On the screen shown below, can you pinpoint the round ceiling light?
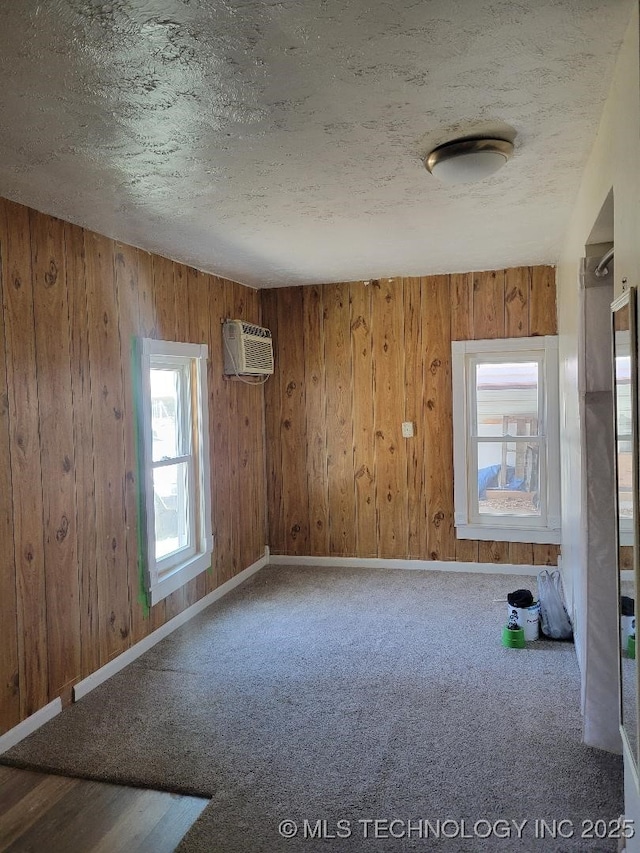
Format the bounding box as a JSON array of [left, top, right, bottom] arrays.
[[425, 137, 514, 184]]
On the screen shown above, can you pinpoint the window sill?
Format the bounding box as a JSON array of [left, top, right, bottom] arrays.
[[149, 549, 213, 606], [455, 525, 561, 545]]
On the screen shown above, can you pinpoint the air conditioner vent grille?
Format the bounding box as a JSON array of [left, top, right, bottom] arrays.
[[240, 322, 271, 339], [223, 319, 274, 376]]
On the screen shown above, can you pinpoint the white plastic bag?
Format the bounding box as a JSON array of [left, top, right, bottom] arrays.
[[538, 569, 573, 640]]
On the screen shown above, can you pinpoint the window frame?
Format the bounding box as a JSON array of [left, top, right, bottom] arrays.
[[139, 338, 213, 605], [451, 335, 561, 544], [614, 327, 635, 546]]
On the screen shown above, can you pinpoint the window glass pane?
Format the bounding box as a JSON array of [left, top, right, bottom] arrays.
[[615, 351, 633, 519], [615, 353, 632, 440], [153, 462, 190, 560], [150, 367, 189, 462], [475, 362, 539, 438], [477, 440, 541, 517]]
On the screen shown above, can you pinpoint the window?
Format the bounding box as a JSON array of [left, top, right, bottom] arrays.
[[451, 336, 560, 544], [614, 325, 634, 546], [139, 339, 213, 605]]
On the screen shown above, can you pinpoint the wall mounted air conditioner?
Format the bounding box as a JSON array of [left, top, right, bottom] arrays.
[[223, 319, 274, 376]]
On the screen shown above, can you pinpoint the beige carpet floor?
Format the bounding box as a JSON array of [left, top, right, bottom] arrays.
[[0, 565, 623, 852]]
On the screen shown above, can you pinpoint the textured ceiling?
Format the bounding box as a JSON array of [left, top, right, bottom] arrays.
[[0, 0, 633, 288]]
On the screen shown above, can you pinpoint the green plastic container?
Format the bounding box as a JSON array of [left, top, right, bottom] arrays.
[[502, 625, 526, 649], [629, 636, 636, 660]]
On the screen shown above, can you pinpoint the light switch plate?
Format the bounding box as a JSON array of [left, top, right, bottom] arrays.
[[401, 421, 414, 438]]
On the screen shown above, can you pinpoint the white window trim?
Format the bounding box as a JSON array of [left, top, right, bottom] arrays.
[[451, 335, 561, 544], [140, 338, 214, 605]]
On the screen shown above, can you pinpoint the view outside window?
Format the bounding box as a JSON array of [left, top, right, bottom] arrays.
[[474, 361, 541, 518], [150, 366, 192, 561], [615, 351, 633, 521]]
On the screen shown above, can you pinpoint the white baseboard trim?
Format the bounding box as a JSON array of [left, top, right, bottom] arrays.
[[269, 555, 541, 575], [0, 697, 62, 755], [622, 725, 640, 798], [74, 549, 269, 702]]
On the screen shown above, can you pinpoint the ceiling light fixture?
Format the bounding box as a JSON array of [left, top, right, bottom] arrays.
[[425, 137, 514, 185]]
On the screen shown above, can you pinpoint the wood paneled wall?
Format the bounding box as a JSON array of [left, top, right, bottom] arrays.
[[0, 196, 560, 737], [0, 198, 266, 735], [262, 266, 560, 566]]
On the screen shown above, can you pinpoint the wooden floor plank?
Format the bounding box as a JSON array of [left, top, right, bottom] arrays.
[[0, 765, 59, 814], [133, 794, 210, 853], [0, 773, 78, 849], [79, 787, 176, 853], [0, 767, 208, 853], [3, 777, 122, 852], [91, 789, 198, 853]]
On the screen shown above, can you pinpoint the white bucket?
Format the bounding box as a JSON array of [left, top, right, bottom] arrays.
[[507, 602, 540, 641], [621, 615, 636, 648]]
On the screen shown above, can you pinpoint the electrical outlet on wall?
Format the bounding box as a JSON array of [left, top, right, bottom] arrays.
[[401, 421, 414, 438]]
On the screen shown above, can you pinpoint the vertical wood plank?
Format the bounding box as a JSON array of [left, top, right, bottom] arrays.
[[222, 280, 241, 577], [530, 265, 557, 336], [277, 288, 309, 555], [403, 277, 426, 559], [84, 231, 131, 662], [454, 533, 480, 564], [203, 281, 223, 581], [261, 289, 284, 555], [505, 266, 531, 338], [231, 281, 249, 573], [0, 199, 48, 716], [510, 542, 535, 565], [237, 283, 263, 568], [303, 285, 330, 556], [473, 269, 505, 340], [533, 543, 560, 565], [246, 286, 265, 565], [30, 210, 82, 696], [65, 222, 100, 679], [223, 282, 241, 579], [478, 540, 509, 563], [422, 275, 455, 560], [371, 278, 408, 558], [450, 272, 474, 342], [137, 252, 156, 339], [209, 279, 233, 581], [230, 282, 250, 574], [324, 283, 356, 556], [0, 203, 20, 733], [201, 275, 221, 594], [350, 281, 376, 557], [454, 535, 480, 563], [153, 256, 179, 343], [113, 243, 149, 644], [231, 282, 255, 570]]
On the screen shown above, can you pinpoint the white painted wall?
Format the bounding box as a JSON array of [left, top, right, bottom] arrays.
[[556, 0, 640, 838]]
